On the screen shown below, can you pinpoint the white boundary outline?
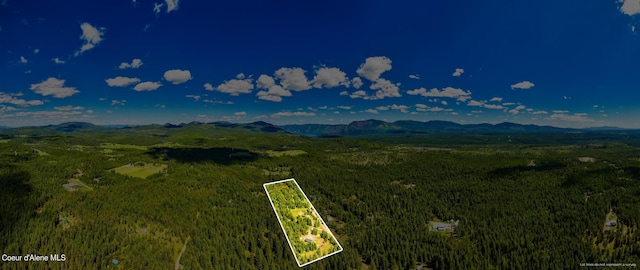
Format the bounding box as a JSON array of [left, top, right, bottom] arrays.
[[263, 178, 344, 267]]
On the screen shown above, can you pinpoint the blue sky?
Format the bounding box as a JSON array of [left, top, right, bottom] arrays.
[[2, 0, 640, 128]]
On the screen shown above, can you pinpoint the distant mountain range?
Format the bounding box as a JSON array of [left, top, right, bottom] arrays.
[[280, 119, 633, 136], [0, 120, 634, 136], [0, 121, 288, 135]]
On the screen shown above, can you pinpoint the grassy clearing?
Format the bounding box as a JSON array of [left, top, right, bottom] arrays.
[[100, 143, 148, 151], [289, 208, 308, 218], [151, 142, 187, 148], [330, 151, 408, 166], [63, 170, 93, 192], [0, 139, 9, 143], [264, 150, 307, 157], [262, 166, 292, 177], [32, 148, 49, 156], [111, 163, 167, 179]]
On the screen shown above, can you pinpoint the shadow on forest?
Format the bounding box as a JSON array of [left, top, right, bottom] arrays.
[[623, 166, 640, 179], [146, 147, 260, 164], [488, 161, 566, 178], [0, 164, 34, 242], [559, 166, 640, 189]]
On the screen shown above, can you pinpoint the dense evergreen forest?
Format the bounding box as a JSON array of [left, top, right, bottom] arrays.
[[1, 122, 639, 269]]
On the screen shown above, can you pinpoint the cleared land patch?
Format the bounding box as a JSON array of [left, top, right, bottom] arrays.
[[111, 162, 167, 179], [100, 143, 148, 151], [264, 178, 343, 267], [32, 148, 49, 156], [330, 151, 408, 166], [263, 150, 307, 157], [63, 178, 93, 192]]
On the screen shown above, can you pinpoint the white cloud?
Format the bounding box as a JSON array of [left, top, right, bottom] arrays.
[[163, 69, 192, 84], [511, 81, 535, 90], [508, 105, 526, 115], [76, 22, 105, 56], [414, 104, 446, 112], [274, 67, 311, 91], [349, 90, 368, 99], [154, 2, 163, 14], [30, 77, 79, 98], [216, 78, 254, 96], [441, 100, 448, 106], [270, 111, 316, 118], [532, 111, 548, 115], [351, 77, 363, 89], [234, 111, 247, 116], [54, 105, 84, 111], [483, 103, 504, 110], [376, 105, 390, 111], [490, 97, 503, 102], [256, 85, 291, 102], [111, 100, 126, 106], [407, 87, 472, 101], [337, 105, 352, 110], [203, 83, 214, 90], [547, 112, 594, 122], [356, 56, 392, 81], [391, 104, 409, 113], [468, 100, 504, 110], [364, 109, 379, 114], [409, 74, 420, 79], [503, 102, 516, 106], [235, 73, 246, 80], [553, 110, 569, 114], [620, 0, 640, 16], [165, 0, 180, 12], [256, 74, 276, 88], [119, 58, 143, 69], [467, 100, 483, 107], [0, 92, 44, 106], [20, 56, 27, 64], [369, 78, 401, 99], [52, 58, 66, 64], [33, 49, 39, 54], [312, 67, 349, 88], [105, 76, 141, 87], [428, 107, 447, 112], [339, 91, 348, 96], [185, 95, 201, 101], [452, 68, 464, 77], [133, 81, 162, 91]]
